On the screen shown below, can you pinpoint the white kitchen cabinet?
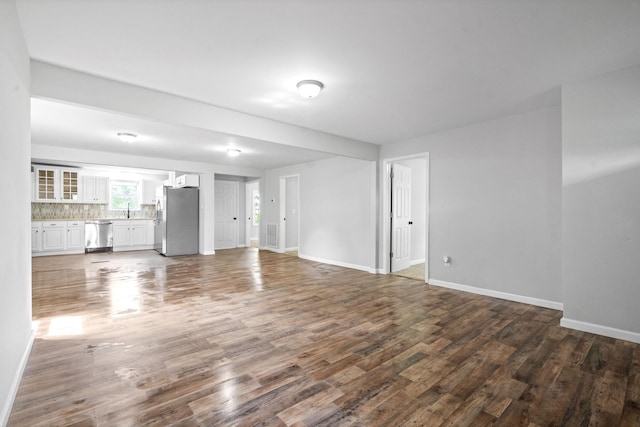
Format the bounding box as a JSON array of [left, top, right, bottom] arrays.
[[142, 180, 162, 205], [146, 221, 155, 246], [82, 176, 108, 203], [35, 167, 81, 203], [113, 222, 131, 247], [35, 167, 58, 202], [66, 221, 85, 251], [175, 174, 199, 188], [130, 223, 147, 246], [60, 169, 81, 201], [42, 222, 66, 251], [113, 220, 154, 251], [32, 222, 42, 253]]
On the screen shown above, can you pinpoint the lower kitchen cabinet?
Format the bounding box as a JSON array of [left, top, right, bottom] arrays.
[[113, 222, 131, 247], [33, 221, 85, 256], [33, 219, 155, 256], [42, 222, 66, 251], [66, 221, 85, 250], [113, 220, 155, 251], [32, 222, 42, 253]]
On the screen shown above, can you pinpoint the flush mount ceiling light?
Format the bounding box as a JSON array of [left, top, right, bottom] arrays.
[[297, 80, 324, 98], [227, 148, 241, 157], [117, 132, 137, 143]]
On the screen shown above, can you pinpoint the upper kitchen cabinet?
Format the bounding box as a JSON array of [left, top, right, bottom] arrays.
[[34, 166, 82, 203], [142, 180, 163, 204], [82, 176, 108, 204]]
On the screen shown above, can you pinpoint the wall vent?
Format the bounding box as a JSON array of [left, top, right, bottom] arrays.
[[266, 223, 278, 249]]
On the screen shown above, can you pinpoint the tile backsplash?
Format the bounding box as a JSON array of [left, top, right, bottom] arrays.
[[32, 203, 156, 220]]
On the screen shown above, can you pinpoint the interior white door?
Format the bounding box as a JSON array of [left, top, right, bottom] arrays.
[[391, 164, 412, 272], [215, 180, 238, 249]]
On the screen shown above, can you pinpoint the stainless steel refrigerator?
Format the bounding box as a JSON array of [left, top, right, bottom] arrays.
[[155, 187, 199, 256]]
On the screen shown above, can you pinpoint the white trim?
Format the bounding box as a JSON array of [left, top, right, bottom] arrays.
[[113, 245, 155, 252], [428, 279, 563, 311], [410, 258, 425, 266], [32, 248, 85, 257], [1, 329, 35, 426], [298, 254, 376, 274], [381, 153, 429, 280], [284, 247, 298, 252], [200, 250, 215, 255], [560, 317, 640, 344]]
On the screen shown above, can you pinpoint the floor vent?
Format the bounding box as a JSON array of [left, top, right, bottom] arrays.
[[266, 223, 278, 248]]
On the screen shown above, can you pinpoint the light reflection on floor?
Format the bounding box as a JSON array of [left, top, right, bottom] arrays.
[[47, 316, 84, 337]]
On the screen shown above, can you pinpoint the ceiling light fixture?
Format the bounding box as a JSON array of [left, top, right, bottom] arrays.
[[227, 148, 241, 157], [297, 80, 324, 98], [117, 132, 137, 143]]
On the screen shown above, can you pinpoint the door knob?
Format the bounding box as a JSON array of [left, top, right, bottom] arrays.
[[233, 217, 237, 220]]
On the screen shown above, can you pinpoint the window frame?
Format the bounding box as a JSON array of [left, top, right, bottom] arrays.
[[109, 180, 142, 211]]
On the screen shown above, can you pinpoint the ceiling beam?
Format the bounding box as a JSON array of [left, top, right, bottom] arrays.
[[31, 60, 379, 161]]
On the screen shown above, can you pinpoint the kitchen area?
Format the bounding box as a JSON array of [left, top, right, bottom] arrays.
[[30, 163, 200, 257]]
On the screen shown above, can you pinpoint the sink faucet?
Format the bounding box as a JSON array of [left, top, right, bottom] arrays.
[[127, 203, 130, 219]]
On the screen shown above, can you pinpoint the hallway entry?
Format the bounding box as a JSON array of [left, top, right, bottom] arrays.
[[280, 175, 299, 254], [384, 154, 429, 282]]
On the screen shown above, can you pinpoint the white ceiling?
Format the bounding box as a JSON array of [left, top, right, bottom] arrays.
[[30, 98, 334, 170], [15, 0, 640, 169]]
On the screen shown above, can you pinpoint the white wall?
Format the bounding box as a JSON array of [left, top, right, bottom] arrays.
[[263, 156, 377, 272], [285, 176, 299, 250], [0, 2, 33, 423], [381, 106, 562, 307], [396, 157, 426, 263], [562, 64, 640, 343]]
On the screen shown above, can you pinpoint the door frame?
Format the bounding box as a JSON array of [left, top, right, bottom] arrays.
[[214, 179, 239, 250], [381, 153, 430, 281], [279, 174, 300, 254], [245, 179, 261, 248]]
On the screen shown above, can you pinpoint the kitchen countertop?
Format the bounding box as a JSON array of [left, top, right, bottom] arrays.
[[33, 218, 156, 222]]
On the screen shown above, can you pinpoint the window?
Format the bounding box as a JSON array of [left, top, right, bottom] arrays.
[[110, 180, 141, 210]]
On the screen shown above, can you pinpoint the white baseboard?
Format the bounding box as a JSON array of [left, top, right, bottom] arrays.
[[428, 279, 564, 311], [560, 317, 640, 344], [32, 248, 85, 257], [284, 247, 298, 252], [200, 250, 215, 255], [410, 259, 425, 266], [1, 328, 35, 426], [298, 254, 376, 274]]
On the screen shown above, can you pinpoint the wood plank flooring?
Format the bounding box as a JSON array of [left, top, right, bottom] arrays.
[[8, 248, 640, 426]]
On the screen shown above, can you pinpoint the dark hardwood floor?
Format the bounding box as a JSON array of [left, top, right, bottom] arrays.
[[8, 248, 640, 426]]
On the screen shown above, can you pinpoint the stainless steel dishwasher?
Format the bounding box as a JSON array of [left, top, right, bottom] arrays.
[[85, 220, 113, 253]]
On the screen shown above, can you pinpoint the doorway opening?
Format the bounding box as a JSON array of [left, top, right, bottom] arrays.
[[383, 154, 429, 282], [245, 180, 260, 248], [279, 175, 299, 256], [213, 174, 261, 251]]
